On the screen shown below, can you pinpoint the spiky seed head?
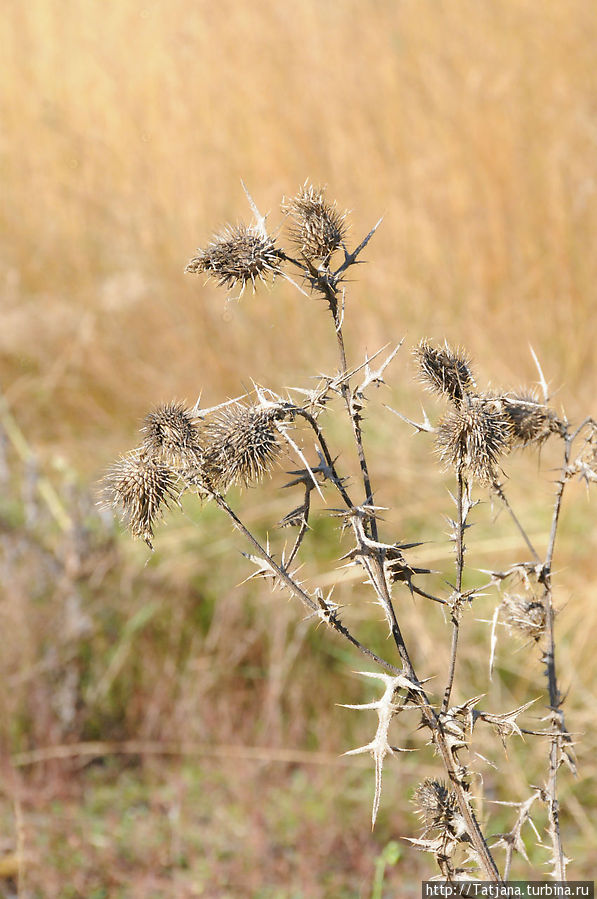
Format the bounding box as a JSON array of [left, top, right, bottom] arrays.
[[282, 183, 348, 262], [414, 780, 459, 830], [414, 340, 475, 404], [185, 223, 282, 294], [202, 402, 285, 492], [501, 593, 546, 641], [101, 448, 178, 549], [501, 392, 566, 446], [142, 402, 203, 467], [435, 394, 513, 484]]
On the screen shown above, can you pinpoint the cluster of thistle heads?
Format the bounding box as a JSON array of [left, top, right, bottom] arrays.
[[104, 181, 568, 554], [184, 181, 348, 293], [99, 181, 597, 882], [103, 183, 352, 547], [102, 396, 292, 549], [414, 341, 567, 484]]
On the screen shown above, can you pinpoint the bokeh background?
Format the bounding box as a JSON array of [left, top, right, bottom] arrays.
[[1, 1, 596, 896]]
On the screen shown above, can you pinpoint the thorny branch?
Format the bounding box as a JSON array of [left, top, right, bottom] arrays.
[[442, 469, 470, 714], [536, 422, 587, 879], [213, 493, 402, 677], [298, 227, 501, 881]]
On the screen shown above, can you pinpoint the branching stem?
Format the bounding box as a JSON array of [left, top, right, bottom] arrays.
[[214, 493, 401, 675], [299, 253, 501, 882]]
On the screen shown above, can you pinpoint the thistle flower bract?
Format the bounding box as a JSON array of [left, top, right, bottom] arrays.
[[435, 395, 513, 483], [415, 341, 475, 404], [414, 779, 460, 831], [202, 402, 285, 492], [501, 392, 566, 446], [185, 223, 282, 294], [101, 448, 179, 549], [142, 402, 202, 467], [282, 183, 348, 262], [501, 593, 546, 641]]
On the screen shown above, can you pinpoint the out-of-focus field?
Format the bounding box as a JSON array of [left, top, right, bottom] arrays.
[[1, 1, 597, 896]]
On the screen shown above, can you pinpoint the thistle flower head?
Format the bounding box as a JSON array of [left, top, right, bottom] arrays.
[[414, 779, 459, 832], [435, 394, 513, 484], [101, 448, 179, 549], [202, 401, 287, 492], [501, 593, 546, 641], [501, 392, 566, 446], [142, 402, 203, 467], [185, 223, 282, 294], [282, 182, 348, 262], [414, 341, 475, 404]]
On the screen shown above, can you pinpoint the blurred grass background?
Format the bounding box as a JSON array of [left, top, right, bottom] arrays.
[[1, 0, 597, 896]]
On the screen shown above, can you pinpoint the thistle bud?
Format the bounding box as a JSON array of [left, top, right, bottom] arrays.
[[414, 341, 475, 404], [185, 223, 282, 294], [501, 593, 546, 641], [101, 448, 178, 549], [501, 392, 566, 446], [414, 779, 459, 831], [282, 183, 348, 262], [142, 402, 203, 467], [435, 395, 513, 484], [202, 402, 285, 492]]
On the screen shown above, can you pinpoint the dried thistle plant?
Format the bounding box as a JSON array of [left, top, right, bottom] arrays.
[[142, 401, 203, 467], [415, 340, 475, 404], [185, 222, 282, 294], [103, 183, 595, 884], [501, 593, 547, 642], [101, 448, 179, 549], [410, 779, 473, 879], [201, 400, 288, 492], [282, 182, 348, 262], [414, 779, 461, 834], [502, 392, 567, 446], [435, 395, 514, 484]]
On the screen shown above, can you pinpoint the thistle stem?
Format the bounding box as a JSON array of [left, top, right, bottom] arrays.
[[214, 493, 401, 675], [334, 323, 378, 533], [218, 472, 502, 879], [492, 480, 540, 563], [442, 469, 467, 713], [324, 286, 500, 881], [539, 431, 573, 880]]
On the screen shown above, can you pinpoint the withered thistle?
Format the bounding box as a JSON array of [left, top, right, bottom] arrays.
[[414, 779, 461, 834], [202, 402, 286, 492], [185, 223, 282, 294], [414, 340, 475, 404], [282, 183, 348, 262], [102, 184, 594, 882], [142, 402, 203, 467], [501, 593, 546, 642], [435, 394, 513, 483], [101, 448, 179, 548], [501, 392, 566, 446]]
